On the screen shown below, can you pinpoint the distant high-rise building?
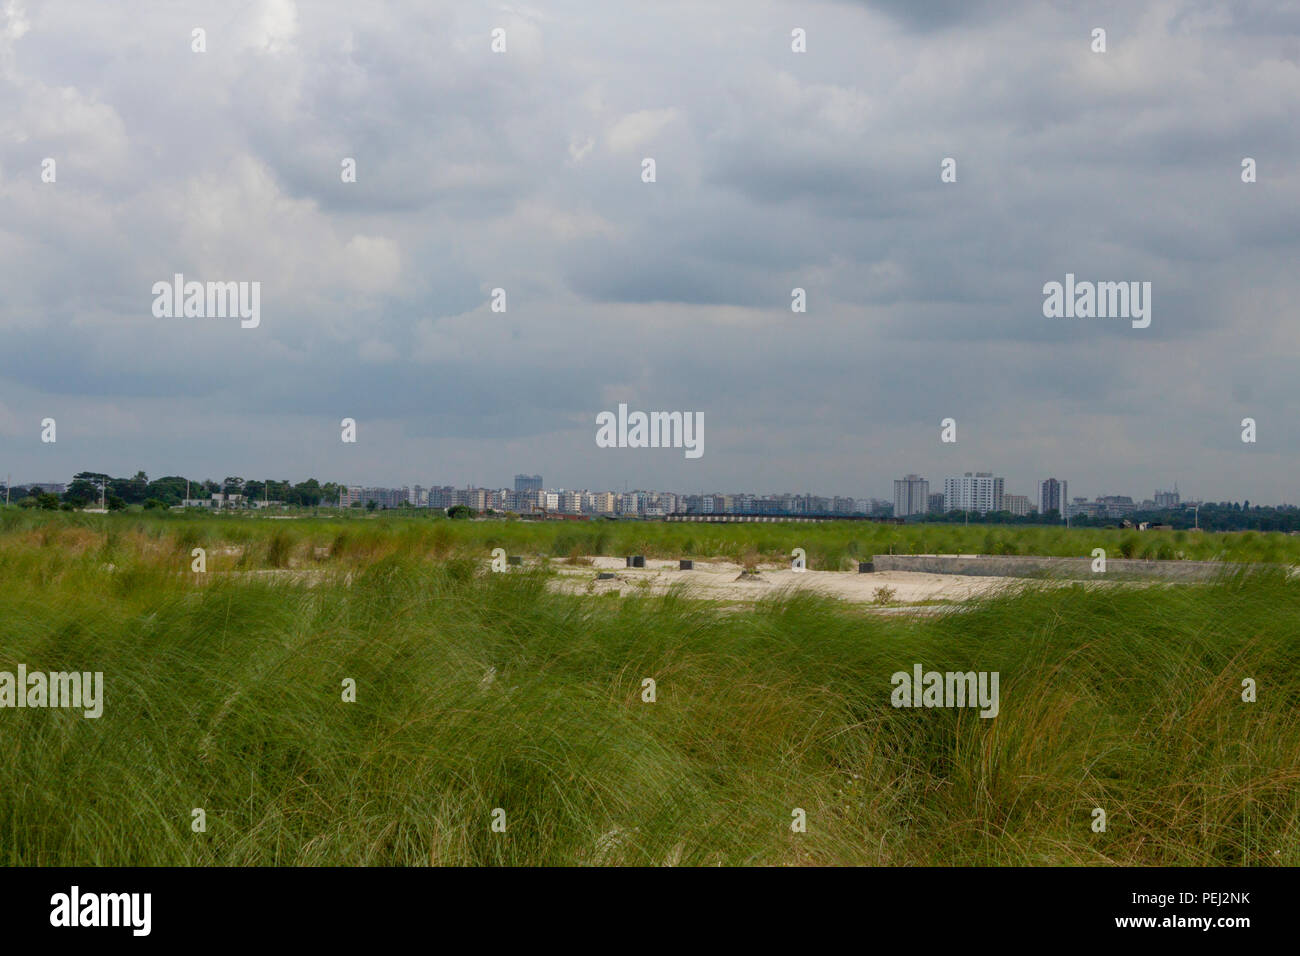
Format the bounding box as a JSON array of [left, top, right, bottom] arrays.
[[345, 486, 407, 509], [427, 486, 456, 509], [515, 474, 543, 494], [944, 472, 1004, 514], [1038, 478, 1068, 517], [893, 474, 930, 518], [1003, 494, 1031, 517], [928, 492, 946, 514], [1154, 487, 1181, 510]]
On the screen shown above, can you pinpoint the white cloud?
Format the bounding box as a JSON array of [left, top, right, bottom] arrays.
[[606, 108, 679, 153], [237, 0, 300, 54], [340, 235, 402, 291]]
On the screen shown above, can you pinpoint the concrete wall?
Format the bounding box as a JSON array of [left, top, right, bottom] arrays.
[[870, 554, 1264, 581]]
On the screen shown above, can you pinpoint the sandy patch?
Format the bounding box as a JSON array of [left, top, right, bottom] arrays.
[[545, 557, 1069, 607]]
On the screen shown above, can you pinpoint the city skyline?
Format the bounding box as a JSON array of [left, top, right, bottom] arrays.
[[4, 466, 1270, 513]]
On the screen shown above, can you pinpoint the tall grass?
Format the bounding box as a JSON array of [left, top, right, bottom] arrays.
[[0, 515, 1296, 865], [2, 508, 1297, 571]]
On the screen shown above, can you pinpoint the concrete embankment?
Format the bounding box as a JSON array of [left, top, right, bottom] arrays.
[[870, 554, 1272, 581]]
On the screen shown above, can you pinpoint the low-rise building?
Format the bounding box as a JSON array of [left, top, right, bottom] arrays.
[[1067, 497, 1102, 519]]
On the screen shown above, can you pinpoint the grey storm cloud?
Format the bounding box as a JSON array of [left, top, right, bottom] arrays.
[[0, 0, 1298, 503]]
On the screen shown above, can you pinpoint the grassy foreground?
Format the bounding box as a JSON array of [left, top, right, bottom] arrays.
[[1, 514, 1298, 865]]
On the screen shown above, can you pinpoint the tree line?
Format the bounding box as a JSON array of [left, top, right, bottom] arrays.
[[3, 473, 343, 510]]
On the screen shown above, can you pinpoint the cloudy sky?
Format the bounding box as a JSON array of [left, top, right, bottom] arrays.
[[1, 0, 1298, 502]]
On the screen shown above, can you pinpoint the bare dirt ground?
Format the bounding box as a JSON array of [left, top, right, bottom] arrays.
[[205, 555, 1125, 610], [546, 557, 1081, 610]]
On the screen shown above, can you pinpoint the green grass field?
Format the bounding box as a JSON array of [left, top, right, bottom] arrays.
[[3, 507, 1299, 570], [1, 511, 1297, 865]]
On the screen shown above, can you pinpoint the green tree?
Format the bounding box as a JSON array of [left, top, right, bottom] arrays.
[[145, 476, 189, 505], [121, 471, 149, 503], [64, 479, 100, 507], [292, 479, 323, 506]]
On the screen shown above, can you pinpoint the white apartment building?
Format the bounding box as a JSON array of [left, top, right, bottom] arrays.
[[943, 472, 1004, 514]]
